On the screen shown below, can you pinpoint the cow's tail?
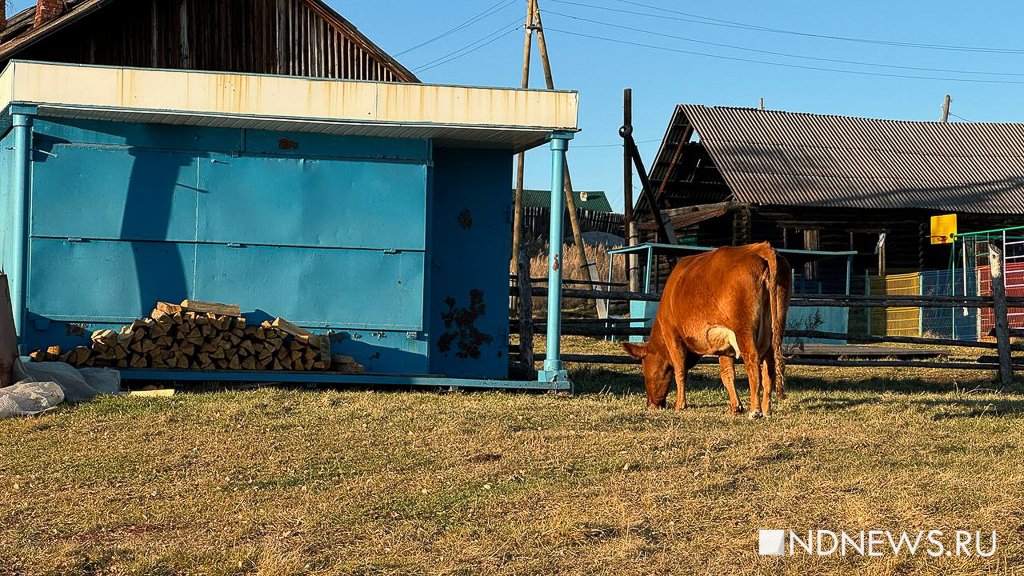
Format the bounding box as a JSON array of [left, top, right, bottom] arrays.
[[759, 243, 790, 398]]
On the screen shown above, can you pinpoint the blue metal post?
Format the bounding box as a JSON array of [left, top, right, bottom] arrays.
[[11, 113, 32, 354], [539, 132, 573, 388]]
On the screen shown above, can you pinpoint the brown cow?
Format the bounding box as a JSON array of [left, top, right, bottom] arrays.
[[622, 242, 791, 418]]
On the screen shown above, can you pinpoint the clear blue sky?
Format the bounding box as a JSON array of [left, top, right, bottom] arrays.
[[12, 0, 1024, 212]]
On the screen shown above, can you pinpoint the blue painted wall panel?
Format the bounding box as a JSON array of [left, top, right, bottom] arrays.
[[244, 130, 431, 161], [32, 147, 200, 242], [199, 154, 428, 250], [427, 148, 513, 379], [28, 238, 197, 322], [192, 244, 425, 330], [34, 118, 242, 153]]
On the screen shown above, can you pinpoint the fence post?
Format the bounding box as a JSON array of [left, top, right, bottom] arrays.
[[989, 242, 1014, 386], [517, 242, 535, 379]]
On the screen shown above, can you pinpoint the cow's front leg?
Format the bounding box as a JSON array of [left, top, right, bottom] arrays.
[[719, 356, 743, 415], [665, 344, 690, 411]]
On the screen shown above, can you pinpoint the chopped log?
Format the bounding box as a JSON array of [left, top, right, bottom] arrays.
[[185, 328, 204, 346], [180, 300, 241, 317], [241, 356, 256, 370], [129, 355, 148, 369], [228, 355, 241, 370], [92, 329, 117, 345], [46, 345, 61, 357], [271, 317, 312, 341], [317, 336, 331, 364], [155, 302, 183, 315]]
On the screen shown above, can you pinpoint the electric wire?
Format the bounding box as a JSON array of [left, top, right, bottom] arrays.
[[395, 0, 516, 57], [544, 27, 1024, 85], [545, 9, 1024, 77], [414, 18, 524, 73], [550, 0, 1024, 55]]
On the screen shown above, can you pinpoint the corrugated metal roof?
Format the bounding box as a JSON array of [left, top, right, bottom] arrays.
[[517, 189, 613, 212], [650, 104, 1024, 215]]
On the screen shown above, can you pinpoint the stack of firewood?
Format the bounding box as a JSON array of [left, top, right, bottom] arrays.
[[31, 300, 336, 371]]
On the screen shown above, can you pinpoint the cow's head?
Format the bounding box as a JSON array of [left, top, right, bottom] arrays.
[[621, 342, 672, 409]]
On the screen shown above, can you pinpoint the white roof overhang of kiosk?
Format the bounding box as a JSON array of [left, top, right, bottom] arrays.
[[0, 60, 579, 151]]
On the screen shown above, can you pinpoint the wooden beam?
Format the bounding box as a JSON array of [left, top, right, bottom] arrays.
[[532, 0, 607, 319], [511, 0, 536, 271], [989, 242, 1014, 386]]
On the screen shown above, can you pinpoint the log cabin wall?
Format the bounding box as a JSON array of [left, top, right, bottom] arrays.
[[1, 0, 416, 82]]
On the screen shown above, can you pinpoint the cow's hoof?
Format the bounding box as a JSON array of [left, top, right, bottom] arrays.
[[674, 403, 688, 412], [748, 410, 763, 420], [730, 404, 745, 416]]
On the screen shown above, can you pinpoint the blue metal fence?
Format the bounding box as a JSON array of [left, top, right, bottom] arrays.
[[920, 269, 977, 340]]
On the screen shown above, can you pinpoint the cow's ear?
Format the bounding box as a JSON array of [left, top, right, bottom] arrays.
[[621, 342, 649, 359]]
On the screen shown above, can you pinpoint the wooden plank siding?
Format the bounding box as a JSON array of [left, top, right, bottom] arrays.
[[1, 0, 416, 82]]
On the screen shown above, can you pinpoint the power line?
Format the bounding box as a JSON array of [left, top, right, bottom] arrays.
[[545, 9, 1024, 77], [545, 27, 1024, 85], [949, 113, 973, 122], [395, 0, 516, 57], [550, 0, 1024, 55], [573, 137, 661, 148], [414, 19, 523, 73]]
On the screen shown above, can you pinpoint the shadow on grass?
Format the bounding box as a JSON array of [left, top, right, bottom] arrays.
[[569, 366, 1006, 396], [916, 397, 1024, 420]]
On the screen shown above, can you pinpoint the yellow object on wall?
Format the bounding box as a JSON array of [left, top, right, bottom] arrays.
[[930, 214, 958, 245]]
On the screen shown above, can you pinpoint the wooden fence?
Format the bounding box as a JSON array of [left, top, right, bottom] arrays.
[[510, 247, 1022, 384], [521, 207, 624, 242]]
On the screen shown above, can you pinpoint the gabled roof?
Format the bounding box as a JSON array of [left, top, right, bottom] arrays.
[[0, 0, 418, 82], [517, 189, 613, 212], [648, 104, 1024, 215]]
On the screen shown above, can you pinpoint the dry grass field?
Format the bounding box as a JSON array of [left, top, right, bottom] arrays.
[[2, 336, 1023, 575]]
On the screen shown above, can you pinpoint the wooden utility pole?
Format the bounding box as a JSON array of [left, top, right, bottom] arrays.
[[941, 95, 951, 123], [510, 0, 536, 271], [989, 242, 1014, 386], [623, 88, 639, 292], [531, 0, 608, 318]]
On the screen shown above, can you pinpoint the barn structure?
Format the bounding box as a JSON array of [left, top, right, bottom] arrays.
[[641, 105, 1024, 291], [0, 0, 416, 82], [0, 2, 581, 389]]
